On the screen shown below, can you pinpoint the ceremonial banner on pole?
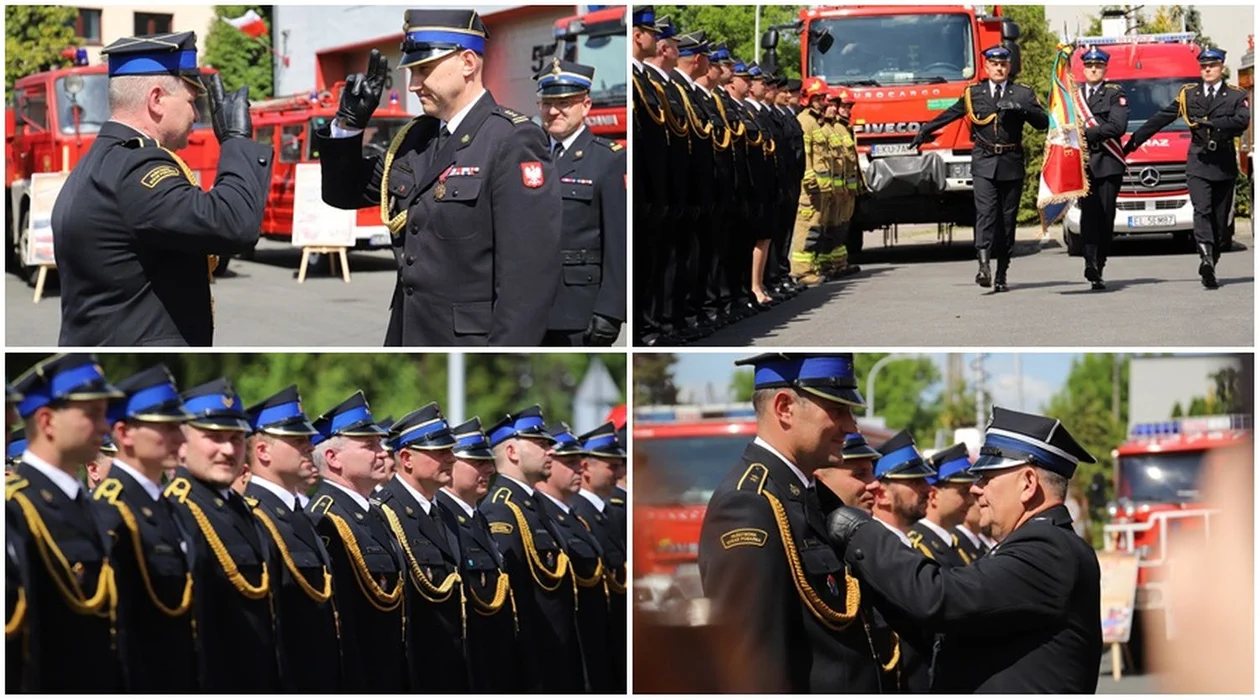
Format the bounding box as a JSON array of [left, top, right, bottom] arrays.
[[1037, 43, 1090, 232]]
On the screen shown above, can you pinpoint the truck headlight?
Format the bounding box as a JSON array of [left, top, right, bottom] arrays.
[[947, 162, 971, 179]]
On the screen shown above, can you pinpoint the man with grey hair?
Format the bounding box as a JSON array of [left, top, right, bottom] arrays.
[[826, 406, 1102, 692], [53, 30, 272, 346], [306, 392, 407, 691]]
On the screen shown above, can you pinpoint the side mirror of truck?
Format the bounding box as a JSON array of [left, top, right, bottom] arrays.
[[761, 29, 779, 51], [809, 25, 834, 55], [1004, 40, 1023, 79], [1087, 472, 1107, 511], [1001, 19, 1021, 41]]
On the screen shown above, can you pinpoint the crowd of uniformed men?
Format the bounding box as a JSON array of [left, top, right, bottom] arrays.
[[5, 353, 627, 692], [631, 6, 863, 346]]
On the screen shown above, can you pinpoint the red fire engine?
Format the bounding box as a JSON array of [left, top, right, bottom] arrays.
[[1102, 414, 1251, 667], [248, 83, 414, 251], [536, 5, 627, 143], [5, 53, 220, 283], [763, 5, 1018, 257], [1062, 33, 1237, 253]]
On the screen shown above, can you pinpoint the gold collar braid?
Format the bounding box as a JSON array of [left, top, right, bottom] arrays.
[[500, 497, 573, 593], [570, 514, 606, 591], [380, 119, 419, 235], [325, 512, 404, 612], [762, 490, 860, 630], [94, 479, 193, 616], [9, 490, 115, 615], [164, 478, 269, 599], [253, 509, 333, 603], [379, 503, 466, 640]]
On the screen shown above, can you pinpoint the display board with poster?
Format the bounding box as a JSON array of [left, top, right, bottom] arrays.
[[25, 171, 70, 302], [1097, 551, 1141, 679], [290, 162, 355, 282]]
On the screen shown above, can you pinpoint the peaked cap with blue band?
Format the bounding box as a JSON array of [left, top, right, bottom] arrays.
[[376, 416, 397, 450], [7, 427, 27, 463], [546, 421, 587, 457], [676, 31, 711, 57], [180, 378, 250, 432], [6, 384, 23, 405], [399, 9, 488, 69], [632, 6, 661, 32], [13, 354, 123, 419], [101, 31, 204, 91], [841, 433, 881, 461], [578, 421, 626, 459], [246, 385, 317, 437], [655, 16, 677, 41], [312, 391, 388, 446], [391, 403, 456, 452], [971, 406, 1095, 478], [1080, 46, 1110, 65], [925, 443, 976, 485], [747, 62, 766, 80], [1197, 47, 1226, 64], [451, 417, 495, 461], [874, 429, 935, 480], [536, 57, 595, 98], [735, 353, 866, 408], [108, 364, 193, 425], [707, 42, 733, 63], [983, 46, 1012, 62], [487, 405, 554, 448], [100, 433, 118, 456]]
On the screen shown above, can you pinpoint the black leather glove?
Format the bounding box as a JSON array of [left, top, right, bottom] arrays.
[[908, 132, 926, 151], [1121, 138, 1137, 156], [825, 504, 873, 550], [995, 98, 1021, 112], [583, 314, 621, 346], [336, 49, 390, 130], [204, 73, 252, 143]]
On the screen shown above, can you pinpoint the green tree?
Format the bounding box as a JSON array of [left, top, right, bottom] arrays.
[[634, 354, 680, 406], [1183, 365, 1244, 416], [730, 368, 755, 403], [1170, 401, 1185, 417], [204, 6, 274, 98], [997, 5, 1058, 225], [5, 6, 80, 96], [938, 377, 979, 430], [854, 353, 942, 438], [656, 5, 803, 78]]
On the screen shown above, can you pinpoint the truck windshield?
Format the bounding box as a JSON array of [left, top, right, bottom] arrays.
[[310, 115, 412, 159], [572, 23, 626, 109], [1117, 452, 1204, 503], [55, 73, 213, 135], [635, 434, 749, 506], [1110, 77, 1193, 132], [808, 14, 975, 86]]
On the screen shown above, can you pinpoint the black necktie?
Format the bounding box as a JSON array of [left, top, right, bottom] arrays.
[[805, 485, 821, 516], [436, 125, 451, 150], [993, 83, 1003, 100], [551, 140, 564, 159]]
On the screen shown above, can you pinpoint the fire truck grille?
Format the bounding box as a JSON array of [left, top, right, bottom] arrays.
[[1121, 163, 1188, 194]]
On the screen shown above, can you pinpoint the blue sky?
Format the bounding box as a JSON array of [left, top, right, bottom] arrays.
[[669, 353, 1081, 413]]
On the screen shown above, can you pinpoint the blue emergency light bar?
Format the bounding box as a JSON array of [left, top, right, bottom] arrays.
[[1074, 32, 1197, 48], [1129, 414, 1252, 438], [634, 405, 758, 423]]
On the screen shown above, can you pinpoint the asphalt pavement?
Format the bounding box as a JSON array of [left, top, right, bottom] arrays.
[[693, 221, 1253, 347], [5, 240, 626, 347]]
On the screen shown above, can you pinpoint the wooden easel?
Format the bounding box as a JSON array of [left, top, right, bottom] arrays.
[[32, 264, 54, 303], [297, 246, 351, 283]]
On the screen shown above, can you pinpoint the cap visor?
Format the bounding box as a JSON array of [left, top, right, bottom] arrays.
[[454, 445, 495, 461], [798, 385, 866, 409], [188, 417, 253, 432], [402, 432, 458, 451], [399, 48, 459, 69], [842, 445, 882, 460], [552, 443, 588, 456], [130, 405, 196, 422], [881, 459, 937, 479], [67, 382, 127, 401], [260, 419, 320, 437], [539, 86, 591, 99], [588, 446, 627, 459], [970, 453, 1027, 471]]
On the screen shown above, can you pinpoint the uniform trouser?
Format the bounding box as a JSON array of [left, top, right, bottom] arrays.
[[790, 187, 828, 275], [973, 175, 1022, 259], [770, 185, 798, 283], [724, 200, 751, 304], [671, 210, 701, 324], [690, 204, 721, 317], [649, 212, 677, 329], [633, 204, 662, 336], [542, 329, 587, 346], [1188, 174, 1234, 248], [1080, 172, 1121, 264], [735, 202, 759, 297], [708, 202, 733, 310]]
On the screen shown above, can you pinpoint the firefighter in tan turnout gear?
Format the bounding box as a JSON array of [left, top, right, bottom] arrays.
[[789, 78, 832, 285]]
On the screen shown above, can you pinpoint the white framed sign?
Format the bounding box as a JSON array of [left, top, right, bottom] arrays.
[[290, 162, 355, 248], [25, 171, 69, 266]]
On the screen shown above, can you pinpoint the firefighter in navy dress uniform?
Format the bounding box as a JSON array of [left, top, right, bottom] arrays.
[[93, 365, 198, 691], [317, 9, 561, 346], [697, 353, 895, 692], [911, 46, 1049, 292], [1125, 47, 1251, 289], [1076, 46, 1129, 290], [909, 443, 979, 569], [7, 354, 124, 691], [376, 404, 469, 692], [826, 407, 1103, 692], [243, 386, 341, 691], [306, 392, 407, 691], [164, 378, 279, 691], [536, 59, 628, 347], [53, 32, 272, 347], [436, 417, 520, 692]]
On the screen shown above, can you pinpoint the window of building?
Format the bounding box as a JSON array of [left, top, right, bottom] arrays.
[[280, 124, 305, 163], [70, 8, 102, 45], [134, 12, 173, 36]]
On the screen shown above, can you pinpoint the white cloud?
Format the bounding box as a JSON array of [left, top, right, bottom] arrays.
[[988, 374, 1057, 414]]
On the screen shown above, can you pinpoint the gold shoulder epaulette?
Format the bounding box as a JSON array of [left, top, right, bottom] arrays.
[[491, 487, 513, 504], [609, 497, 625, 505], [164, 476, 191, 503], [309, 494, 333, 517], [5, 474, 29, 500], [244, 496, 259, 508], [736, 463, 769, 494], [93, 477, 123, 505]]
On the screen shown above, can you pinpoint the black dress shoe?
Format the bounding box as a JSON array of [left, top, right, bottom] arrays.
[[1090, 279, 1106, 291]]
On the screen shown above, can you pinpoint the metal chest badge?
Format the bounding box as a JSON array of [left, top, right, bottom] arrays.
[[435, 166, 454, 200]]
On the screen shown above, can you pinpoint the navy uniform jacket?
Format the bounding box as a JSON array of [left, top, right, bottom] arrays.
[[479, 476, 583, 692], [716, 90, 754, 210], [307, 482, 407, 692], [1129, 81, 1251, 181], [164, 469, 279, 691], [841, 503, 1101, 692], [548, 127, 627, 332], [570, 494, 628, 693], [954, 525, 989, 561], [1081, 83, 1130, 179], [608, 485, 628, 547], [375, 479, 468, 692], [747, 101, 781, 220], [245, 481, 341, 692], [919, 82, 1049, 181], [435, 490, 520, 692], [697, 443, 885, 692], [537, 495, 609, 692], [908, 520, 971, 568], [53, 122, 271, 346], [631, 64, 670, 219], [641, 66, 692, 219], [93, 468, 198, 691], [6, 464, 122, 691], [692, 83, 736, 210], [670, 69, 715, 218], [317, 91, 561, 346], [5, 517, 29, 692]]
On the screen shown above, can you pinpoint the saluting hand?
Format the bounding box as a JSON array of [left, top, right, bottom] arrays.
[[336, 49, 390, 130], [205, 73, 253, 143]]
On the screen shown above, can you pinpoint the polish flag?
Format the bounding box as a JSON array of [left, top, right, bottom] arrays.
[[1037, 43, 1090, 232], [224, 10, 268, 38]]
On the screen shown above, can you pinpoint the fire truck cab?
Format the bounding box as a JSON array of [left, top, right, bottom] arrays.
[[6, 55, 219, 283], [1102, 414, 1251, 665], [1063, 33, 1235, 253], [534, 5, 627, 143], [249, 83, 415, 250]]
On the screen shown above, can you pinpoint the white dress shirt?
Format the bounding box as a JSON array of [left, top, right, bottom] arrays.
[[22, 450, 81, 500], [110, 458, 163, 502], [394, 475, 434, 515], [250, 474, 298, 511], [440, 488, 477, 517], [540, 491, 571, 514], [578, 489, 606, 513], [326, 479, 371, 512], [876, 516, 914, 547], [499, 473, 536, 496], [753, 436, 812, 488]]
